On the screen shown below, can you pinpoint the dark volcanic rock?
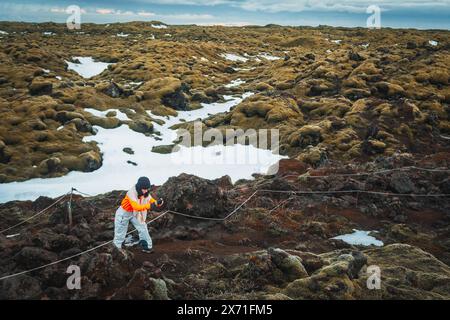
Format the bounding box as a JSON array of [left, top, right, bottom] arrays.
[[224, 66, 236, 74], [14, 247, 58, 269], [67, 118, 94, 133], [29, 77, 53, 95], [111, 268, 169, 300], [390, 172, 417, 194], [0, 275, 42, 300], [440, 179, 450, 194], [348, 51, 365, 61], [305, 53, 315, 60], [32, 196, 56, 211], [347, 251, 368, 279], [162, 86, 189, 110], [156, 173, 230, 218], [406, 41, 417, 49], [123, 147, 134, 155], [101, 82, 123, 98]]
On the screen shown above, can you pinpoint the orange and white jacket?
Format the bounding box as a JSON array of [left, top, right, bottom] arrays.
[[121, 187, 158, 213]]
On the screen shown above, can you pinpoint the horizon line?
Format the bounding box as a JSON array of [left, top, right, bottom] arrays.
[[0, 20, 449, 31]]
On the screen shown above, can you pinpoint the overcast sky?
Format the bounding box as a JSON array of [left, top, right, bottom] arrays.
[[0, 0, 449, 29]]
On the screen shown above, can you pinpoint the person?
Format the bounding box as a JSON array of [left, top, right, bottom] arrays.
[[113, 176, 164, 253]]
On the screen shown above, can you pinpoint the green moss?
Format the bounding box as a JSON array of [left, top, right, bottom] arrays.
[[151, 144, 175, 154]]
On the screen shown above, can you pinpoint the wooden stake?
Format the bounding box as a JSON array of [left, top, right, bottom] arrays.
[[68, 189, 73, 228]]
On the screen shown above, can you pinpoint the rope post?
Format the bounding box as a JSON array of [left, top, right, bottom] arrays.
[[68, 188, 74, 228]]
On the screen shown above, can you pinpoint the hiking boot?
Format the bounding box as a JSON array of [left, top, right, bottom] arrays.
[[139, 240, 154, 254], [124, 235, 140, 247]]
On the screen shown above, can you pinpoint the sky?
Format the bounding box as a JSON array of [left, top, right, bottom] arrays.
[[0, 0, 449, 29]]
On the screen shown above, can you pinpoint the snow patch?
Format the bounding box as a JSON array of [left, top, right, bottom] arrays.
[[66, 57, 112, 79], [258, 53, 281, 61], [331, 229, 384, 247], [151, 24, 168, 29], [220, 53, 249, 63], [125, 81, 143, 88], [225, 79, 245, 88], [84, 108, 130, 121], [233, 67, 254, 72], [429, 40, 438, 46]]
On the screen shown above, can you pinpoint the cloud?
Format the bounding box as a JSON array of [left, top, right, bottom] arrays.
[[50, 8, 66, 13], [51, 6, 87, 14], [96, 8, 136, 15], [96, 8, 115, 15], [137, 11, 156, 17], [129, 0, 230, 6], [160, 13, 215, 20], [196, 21, 253, 26], [123, 0, 450, 13], [234, 0, 450, 13]]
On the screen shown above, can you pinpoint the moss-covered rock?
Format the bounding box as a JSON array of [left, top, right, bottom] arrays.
[[268, 248, 309, 281], [128, 119, 154, 134], [29, 77, 53, 95], [61, 150, 102, 172], [151, 144, 175, 154], [288, 125, 323, 148]]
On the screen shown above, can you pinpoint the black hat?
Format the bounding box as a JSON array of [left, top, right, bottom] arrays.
[[136, 176, 151, 194]]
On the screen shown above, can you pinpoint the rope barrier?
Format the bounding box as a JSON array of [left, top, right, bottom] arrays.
[[0, 189, 133, 236], [72, 188, 95, 198], [0, 192, 71, 234], [281, 165, 450, 180], [166, 190, 259, 222], [257, 189, 450, 197], [268, 194, 295, 214]]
